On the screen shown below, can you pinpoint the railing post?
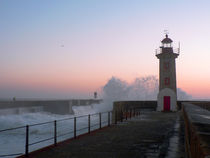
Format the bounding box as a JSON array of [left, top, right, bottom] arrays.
[[54, 120, 57, 146], [99, 113, 101, 129], [115, 111, 117, 124], [108, 112, 110, 126], [130, 109, 132, 119], [25, 125, 29, 157], [120, 110, 123, 122], [88, 114, 90, 133], [74, 117, 76, 139]]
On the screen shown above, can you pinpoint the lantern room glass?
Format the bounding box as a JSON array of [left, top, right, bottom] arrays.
[[162, 43, 172, 48]]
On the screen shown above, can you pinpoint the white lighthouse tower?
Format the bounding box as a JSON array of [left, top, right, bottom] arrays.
[[156, 33, 179, 111]]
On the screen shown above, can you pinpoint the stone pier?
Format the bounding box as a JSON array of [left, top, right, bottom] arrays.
[[0, 99, 102, 115]]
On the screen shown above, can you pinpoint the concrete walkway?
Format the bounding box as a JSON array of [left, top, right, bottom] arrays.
[[29, 111, 183, 158]]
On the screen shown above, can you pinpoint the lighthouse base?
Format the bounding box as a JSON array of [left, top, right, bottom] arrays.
[[157, 88, 177, 111]]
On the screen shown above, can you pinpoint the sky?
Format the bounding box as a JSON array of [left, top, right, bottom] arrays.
[[0, 0, 210, 99]]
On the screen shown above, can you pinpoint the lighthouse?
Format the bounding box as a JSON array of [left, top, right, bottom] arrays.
[[156, 34, 179, 111]]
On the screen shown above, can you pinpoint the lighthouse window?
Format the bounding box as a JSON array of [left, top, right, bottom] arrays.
[[164, 62, 170, 70], [164, 77, 170, 85]]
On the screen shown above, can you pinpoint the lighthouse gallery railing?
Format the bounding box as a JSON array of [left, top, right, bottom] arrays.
[[155, 48, 180, 55]]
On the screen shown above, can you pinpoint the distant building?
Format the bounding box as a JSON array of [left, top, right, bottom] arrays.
[[156, 34, 179, 111]]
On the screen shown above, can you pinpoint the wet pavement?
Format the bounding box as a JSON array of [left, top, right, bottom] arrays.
[[28, 111, 185, 158], [165, 113, 185, 158]]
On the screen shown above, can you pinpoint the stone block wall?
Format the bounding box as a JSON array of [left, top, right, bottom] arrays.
[[182, 102, 210, 158]]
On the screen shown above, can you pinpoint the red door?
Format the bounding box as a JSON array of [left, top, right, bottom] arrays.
[[164, 96, 170, 111]]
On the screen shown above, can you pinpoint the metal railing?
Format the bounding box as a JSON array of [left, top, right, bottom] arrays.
[[155, 48, 180, 55], [0, 108, 140, 157], [113, 108, 141, 124]]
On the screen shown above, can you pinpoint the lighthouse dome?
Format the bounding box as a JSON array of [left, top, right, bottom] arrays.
[[161, 34, 173, 44]]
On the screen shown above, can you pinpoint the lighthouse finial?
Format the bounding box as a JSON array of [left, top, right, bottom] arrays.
[[164, 30, 169, 37]]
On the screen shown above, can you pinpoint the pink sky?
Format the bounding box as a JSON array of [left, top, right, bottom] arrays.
[[0, 1, 210, 99]]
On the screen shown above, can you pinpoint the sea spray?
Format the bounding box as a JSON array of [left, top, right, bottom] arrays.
[[101, 75, 192, 111], [103, 76, 159, 102], [0, 112, 99, 156], [177, 88, 192, 100], [0, 112, 73, 130], [72, 102, 112, 115]]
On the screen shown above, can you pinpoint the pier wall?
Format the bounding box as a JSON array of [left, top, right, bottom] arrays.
[[112, 100, 210, 123], [177, 100, 210, 110], [182, 102, 210, 158], [112, 101, 157, 123], [0, 99, 102, 115]]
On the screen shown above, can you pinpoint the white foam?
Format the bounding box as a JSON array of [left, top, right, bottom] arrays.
[[103, 76, 191, 103]]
